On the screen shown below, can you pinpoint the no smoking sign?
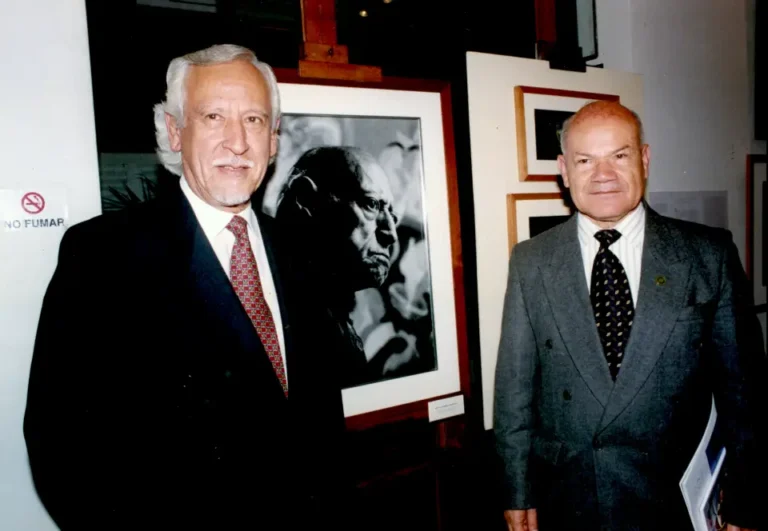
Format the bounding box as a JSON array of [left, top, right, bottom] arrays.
[[1, 188, 68, 232], [21, 192, 46, 214]]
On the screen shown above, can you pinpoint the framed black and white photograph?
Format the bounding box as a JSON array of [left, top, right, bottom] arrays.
[[747, 154, 767, 351], [747, 155, 767, 304], [514, 86, 620, 182], [575, 0, 599, 61], [273, 72, 469, 429], [506, 193, 573, 253]]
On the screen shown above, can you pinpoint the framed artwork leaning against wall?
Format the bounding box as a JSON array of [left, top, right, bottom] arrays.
[[269, 70, 470, 430]]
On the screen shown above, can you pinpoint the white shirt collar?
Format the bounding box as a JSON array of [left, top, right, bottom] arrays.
[[179, 176, 262, 243], [577, 201, 646, 249]]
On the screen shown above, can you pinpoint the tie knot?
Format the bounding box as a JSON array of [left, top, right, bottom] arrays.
[[594, 229, 621, 249], [226, 215, 249, 240]]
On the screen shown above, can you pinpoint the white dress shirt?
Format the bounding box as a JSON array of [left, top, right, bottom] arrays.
[[180, 177, 287, 381], [577, 202, 646, 307]]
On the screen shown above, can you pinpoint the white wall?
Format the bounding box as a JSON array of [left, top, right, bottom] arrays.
[[592, 0, 633, 70], [594, 0, 756, 263], [0, 1, 101, 529]]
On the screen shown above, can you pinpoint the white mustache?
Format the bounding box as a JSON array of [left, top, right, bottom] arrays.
[[213, 157, 254, 168]]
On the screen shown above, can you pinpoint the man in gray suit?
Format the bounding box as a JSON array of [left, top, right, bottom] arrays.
[[494, 101, 764, 531]]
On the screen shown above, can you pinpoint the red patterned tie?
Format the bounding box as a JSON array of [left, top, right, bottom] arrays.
[[226, 215, 288, 397]]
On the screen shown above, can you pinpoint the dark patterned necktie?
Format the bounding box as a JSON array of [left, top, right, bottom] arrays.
[[226, 215, 288, 397], [590, 229, 634, 381]]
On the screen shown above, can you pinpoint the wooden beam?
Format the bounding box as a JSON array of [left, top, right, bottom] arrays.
[[302, 0, 338, 45], [300, 42, 349, 64], [298, 60, 383, 83]]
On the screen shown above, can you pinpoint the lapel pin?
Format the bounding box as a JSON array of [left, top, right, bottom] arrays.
[[655, 275, 666, 286]]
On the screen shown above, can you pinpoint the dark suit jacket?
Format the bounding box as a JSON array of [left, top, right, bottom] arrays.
[[493, 207, 764, 531], [23, 183, 354, 530]]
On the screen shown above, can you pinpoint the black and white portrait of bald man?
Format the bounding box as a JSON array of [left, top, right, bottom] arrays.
[[274, 146, 400, 387], [277, 146, 399, 290], [268, 114, 439, 389]]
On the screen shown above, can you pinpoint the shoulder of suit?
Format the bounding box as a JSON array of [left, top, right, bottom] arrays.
[[61, 193, 171, 252]]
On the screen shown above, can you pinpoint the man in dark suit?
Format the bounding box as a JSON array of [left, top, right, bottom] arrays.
[[23, 44, 351, 530], [494, 101, 764, 531]]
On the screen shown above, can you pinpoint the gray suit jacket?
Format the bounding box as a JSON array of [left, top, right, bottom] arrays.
[[493, 206, 764, 530]]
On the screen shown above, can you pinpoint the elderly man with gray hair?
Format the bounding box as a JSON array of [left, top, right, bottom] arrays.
[[24, 44, 353, 530]]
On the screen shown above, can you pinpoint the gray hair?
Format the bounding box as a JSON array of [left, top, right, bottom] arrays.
[[559, 105, 645, 155], [153, 44, 281, 177]]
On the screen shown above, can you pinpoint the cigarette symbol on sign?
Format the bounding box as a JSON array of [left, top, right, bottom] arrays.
[[21, 192, 46, 215]]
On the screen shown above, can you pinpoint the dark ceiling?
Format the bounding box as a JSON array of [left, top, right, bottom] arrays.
[[85, 0, 535, 154]]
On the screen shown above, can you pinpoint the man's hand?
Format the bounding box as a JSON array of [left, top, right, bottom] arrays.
[[726, 525, 756, 531], [504, 508, 538, 531]]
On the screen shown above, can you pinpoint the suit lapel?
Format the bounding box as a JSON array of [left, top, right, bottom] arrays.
[[542, 216, 614, 407], [180, 194, 263, 351], [597, 209, 691, 432], [174, 190, 287, 397]]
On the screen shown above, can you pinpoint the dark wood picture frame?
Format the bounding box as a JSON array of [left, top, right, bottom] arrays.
[[514, 86, 620, 182], [746, 154, 768, 311], [273, 69, 470, 431]]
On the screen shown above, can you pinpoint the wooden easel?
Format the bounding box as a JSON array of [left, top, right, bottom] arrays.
[[298, 0, 382, 82]]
